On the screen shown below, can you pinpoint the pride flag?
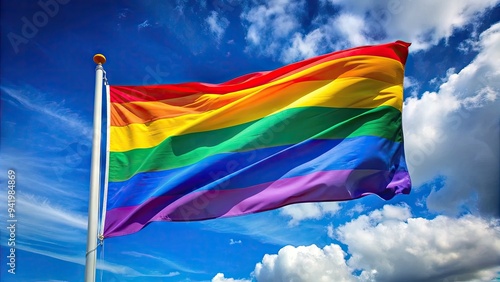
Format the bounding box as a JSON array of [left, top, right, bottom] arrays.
[[104, 41, 412, 238]]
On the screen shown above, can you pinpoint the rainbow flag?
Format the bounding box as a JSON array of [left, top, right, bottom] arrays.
[[104, 41, 412, 238]]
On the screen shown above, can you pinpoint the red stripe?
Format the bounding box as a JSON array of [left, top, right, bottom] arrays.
[[110, 41, 410, 103]]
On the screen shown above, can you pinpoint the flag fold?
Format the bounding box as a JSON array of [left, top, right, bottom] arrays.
[[104, 41, 412, 238]]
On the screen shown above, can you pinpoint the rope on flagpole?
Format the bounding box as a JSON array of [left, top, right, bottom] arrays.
[[99, 79, 111, 240], [99, 238, 105, 282], [85, 239, 103, 257], [96, 60, 109, 282]]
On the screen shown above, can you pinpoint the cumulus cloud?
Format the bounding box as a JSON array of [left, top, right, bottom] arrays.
[[280, 202, 341, 226], [281, 29, 324, 63], [337, 205, 500, 282], [330, 13, 369, 47], [206, 11, 230, 42], [241, 0, 306, 60], [220, 205, 500, 282], [212, 273, 250, 282], [327, 0, 500, 51], [403, 23, 500, 216], [253, 244, 354, 282], [241, 0, 499, 61]]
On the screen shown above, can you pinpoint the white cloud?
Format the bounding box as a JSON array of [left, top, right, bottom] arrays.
[[18, 246, 180, 278], [241, 0, 306, 60], [0, 192, 92, 279], [137, 20, 152, 30], [326, 224, 334, 238], [0, 150, 89, 199], [123, 251, 202, 274], [0, 191, 87, 250], [457, 37, 480, 54], [221, 205, 500, 282], [0, 149, 90, 249], [403, 76, 419, 97], [240, 0, 499, 61], [206, 11, 230, 42], [331, 13, 369, 47], [1, 86, 92, 138], [200, 212, 322, 246], [212, 273, 251, 282], [280, 202, 341, 226], [325, 0, 500, 51], [229, 239, 242, 245], [403, 23, 500, 216], [345, 203, 366, 217], [254, 244, 355, 282], [281, 29, 323, 63], [337, 205, 500, 282]]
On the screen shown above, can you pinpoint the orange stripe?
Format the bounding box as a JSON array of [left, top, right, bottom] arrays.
[[111, 55, 404, 126]]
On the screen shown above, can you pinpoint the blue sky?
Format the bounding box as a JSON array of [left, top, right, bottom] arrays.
[[1, 0, 499, 281]]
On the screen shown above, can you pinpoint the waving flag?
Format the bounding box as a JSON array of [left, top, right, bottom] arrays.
[[104, 41, 412, 238]]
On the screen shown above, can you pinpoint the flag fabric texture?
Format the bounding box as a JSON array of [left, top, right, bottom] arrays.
[[104, 41, 412, 238]]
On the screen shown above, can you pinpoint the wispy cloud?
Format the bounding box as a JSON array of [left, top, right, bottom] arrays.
[[1, 85, 92, 138], [0, 150, 89, 199], [206, 11, 229, 42], [0, 84, 98, 275], [137, 19, 152, 30], [123, 251, 203, 274], [18, 246, 175, 277], [229, 239, 242, 245], [0, 190, 87, 250], [199, 211, 327, 246], [344, 203, 365, 217], [241, 0, 306, 61], [280, 202, 342, 226]]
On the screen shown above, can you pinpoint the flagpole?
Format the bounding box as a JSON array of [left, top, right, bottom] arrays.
[[85, 54, 106, 282]]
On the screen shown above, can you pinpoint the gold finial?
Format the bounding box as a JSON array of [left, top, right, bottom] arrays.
[[93, 54, 106, 65]]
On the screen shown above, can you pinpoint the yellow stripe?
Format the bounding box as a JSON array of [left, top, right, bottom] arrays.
[[111, 56, 404, 152]]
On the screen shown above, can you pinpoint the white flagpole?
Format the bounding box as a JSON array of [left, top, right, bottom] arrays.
[[85, 54, 106, 282]]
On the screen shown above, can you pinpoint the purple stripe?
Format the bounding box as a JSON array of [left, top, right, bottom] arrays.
[[104, 169, 411, 238]]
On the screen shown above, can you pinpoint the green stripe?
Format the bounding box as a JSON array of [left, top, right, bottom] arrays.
[[110, 106, 402, 182]]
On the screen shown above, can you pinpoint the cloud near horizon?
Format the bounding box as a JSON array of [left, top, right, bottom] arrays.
[[216, 205, 500, 281]]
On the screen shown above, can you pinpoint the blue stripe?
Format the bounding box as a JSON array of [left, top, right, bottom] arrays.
[[107, 136, 406, 209]]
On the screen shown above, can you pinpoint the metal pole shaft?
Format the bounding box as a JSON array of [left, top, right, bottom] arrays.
[[85, 55, 105, 282]]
